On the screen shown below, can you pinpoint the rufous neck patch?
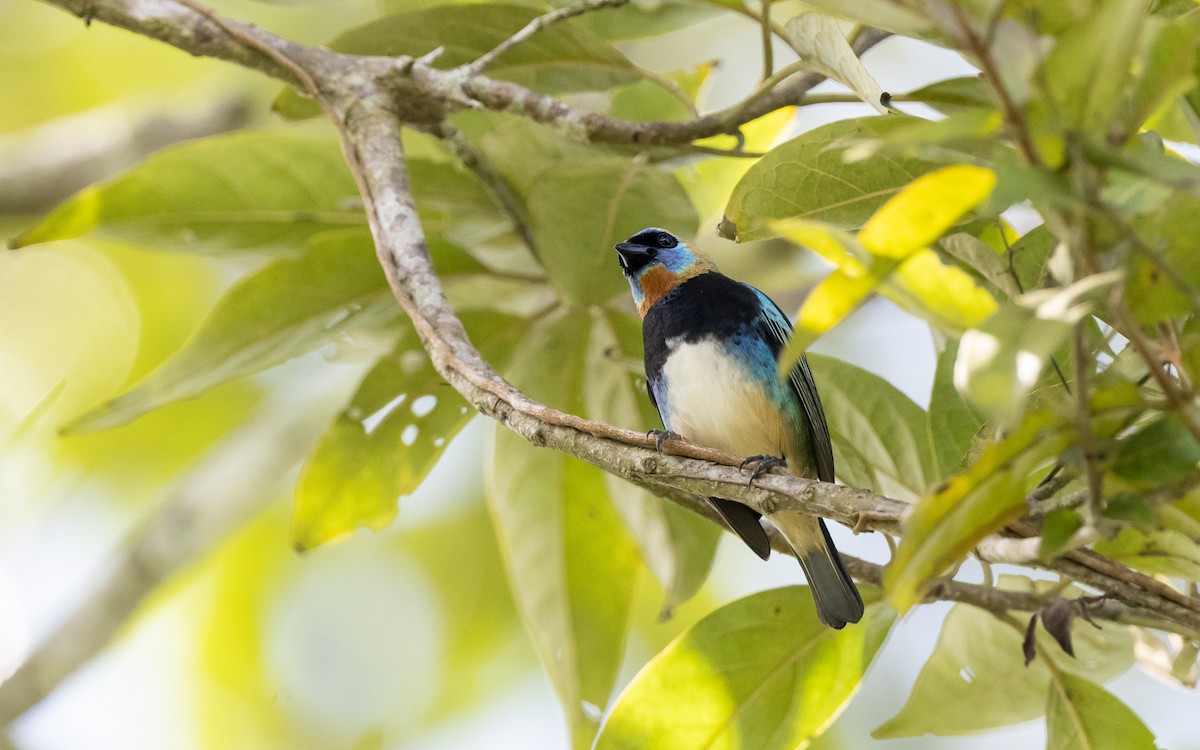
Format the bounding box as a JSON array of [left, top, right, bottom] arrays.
[[637, 267, 675, 316], [637, 265, 708, 317]]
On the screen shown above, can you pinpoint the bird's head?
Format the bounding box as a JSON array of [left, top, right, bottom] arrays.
[[615, 228, 716, 316]]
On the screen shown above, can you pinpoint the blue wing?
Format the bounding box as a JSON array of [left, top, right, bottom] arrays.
[[745, 285, 836, 483]]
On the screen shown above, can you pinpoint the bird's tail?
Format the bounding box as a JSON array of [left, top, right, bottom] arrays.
[[771, 510, 864, 629]]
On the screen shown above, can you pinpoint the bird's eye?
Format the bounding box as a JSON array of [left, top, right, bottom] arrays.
[[657, 233, 674, 248]]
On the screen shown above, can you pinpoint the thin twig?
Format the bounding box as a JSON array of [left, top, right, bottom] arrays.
[[1113, 299, 1200, 447], [467, 0, 630, 75], [943, 2, 1041, 167], [1073, 321, 1105, 522], [431, 119, 540, 258], [759, 0, 774, 83]]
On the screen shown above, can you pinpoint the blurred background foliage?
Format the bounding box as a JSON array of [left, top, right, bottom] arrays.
[[2, 0, 1200, 749]]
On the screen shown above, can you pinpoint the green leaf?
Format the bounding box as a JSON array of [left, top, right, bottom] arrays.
[[572, 0, 722, 40], [1045, 671, 1157, 750], [927, 340, 984, 482], [677, 107, 800, 222], [858, 165, 996, 259], [70, 228, 395, 432], [276, 2, 659, 117], [1124, 17, 1200, 140], [487, 309, 641, 748], [1112, 413, 1200, 489], [1040, 509, 1086, 558], [875, 585, 1135, 738], [470, 111, 600, 197], [594, 587, 895, 750], [721, 117, 936, 242], [1093, 527, 1200, 580], [591, 308, 719, 613], [529, 156, 698, 304], [783, 13, 886, 112], [955, 273, 1121, 425], [796, 0, 933, 35], [405, 158, 521, 255], [328, 4, 640, 94], [292, 313, 527, 550], [939, 233, 1021, 298], [807, 354, 936, 500], [16, 131, 362, 252], [885, 412, 1072, 612], [903, 76, 996, 114], [1042, 0, 1149, 131], [772, 217, 996, 370], [1008, 225, 1055, 293], [1129, 193, 1200, 323]]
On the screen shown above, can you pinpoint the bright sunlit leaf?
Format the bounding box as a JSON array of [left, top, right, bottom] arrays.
[[772, 218, 997, 375], [595, 587, 894, 750], [70, 228, 396, 433], [293, 313, 527, 551], [858, 165, 997, 259], [885, 413, 1072, 613], [782, 269, 879, 372]]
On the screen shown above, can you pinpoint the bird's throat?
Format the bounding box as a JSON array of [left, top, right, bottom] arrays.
[[637, 265, 708, 317]]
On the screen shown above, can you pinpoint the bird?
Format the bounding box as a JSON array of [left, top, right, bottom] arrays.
[[614, 227, 864, 628]]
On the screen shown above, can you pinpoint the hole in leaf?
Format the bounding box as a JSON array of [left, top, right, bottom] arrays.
[[363, 394, 408, 434], [411, 394, 437, 417], [401, 424, 418, 446]]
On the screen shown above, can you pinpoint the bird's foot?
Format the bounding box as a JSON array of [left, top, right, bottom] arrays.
[[740, 454, 787, 486], [647, 429, 681, 452]]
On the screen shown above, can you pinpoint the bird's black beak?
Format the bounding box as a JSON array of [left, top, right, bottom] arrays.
[[615, 242, 652, 276]]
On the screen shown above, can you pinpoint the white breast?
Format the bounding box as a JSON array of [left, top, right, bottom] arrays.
[[661, 338, 789, 459]]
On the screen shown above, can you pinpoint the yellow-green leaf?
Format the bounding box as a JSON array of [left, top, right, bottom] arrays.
[[859, 165, 997, 259], [889, 249, 998, 328], [292, 313, 527, 550], [69, 229, 397, 433], [780, 269, 881, 374], [771, 219, 997, 375], [1046, 671, 1156, 750], [885, 412, 1071, 612], [876, 580, 1134, 738], [595, 587, 894, 750]]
